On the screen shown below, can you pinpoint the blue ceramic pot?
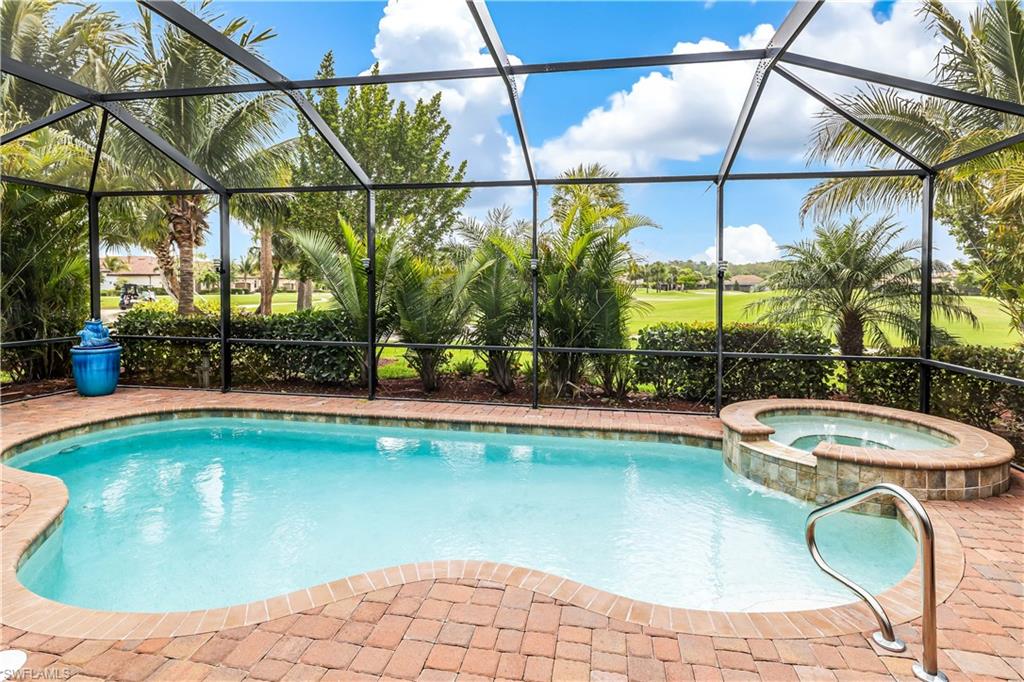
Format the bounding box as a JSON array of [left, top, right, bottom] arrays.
[[70, 345, 121, 396]]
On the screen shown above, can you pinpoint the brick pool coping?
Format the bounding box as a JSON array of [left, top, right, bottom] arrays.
[[719, 399, 1015, 471], [1, 389, 964, 644]]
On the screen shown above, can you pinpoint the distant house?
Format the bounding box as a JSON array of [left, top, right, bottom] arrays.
[[724, 274, 765, 292], [231, 278, 299, 293], [103, 256, 217, 292], [102, 256, 163, 289]]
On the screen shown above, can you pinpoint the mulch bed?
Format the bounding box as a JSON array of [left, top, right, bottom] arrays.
[[0, 378, 76, 403], [377, 375, 715, 413]]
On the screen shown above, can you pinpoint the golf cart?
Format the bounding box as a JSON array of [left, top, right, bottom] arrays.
[[119, 283, 139, 309], [119, 284, 158, 309]]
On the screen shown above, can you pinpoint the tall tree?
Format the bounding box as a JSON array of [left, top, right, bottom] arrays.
[[749, 216, 977, 356], [1, 0, 134, 106], [289, 52, 470, 253], [800, 0, 1024, 337], [106, 3, 291, 315], [234, 249, 259, 291], [539, 166, 656, 398], [1, 0, 130, 380], [1, 157, 90, 380]]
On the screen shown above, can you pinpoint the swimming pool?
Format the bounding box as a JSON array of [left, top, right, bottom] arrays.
[[9, 416, 917, 613]]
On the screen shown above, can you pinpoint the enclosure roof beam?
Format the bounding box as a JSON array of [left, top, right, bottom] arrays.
[[139, 0, 371, 189], [87, 168, 923, 198], [717, 0, 823, 183], [0, 174, 89, 195], [933, 131, 1024, 171], [775, 66, 933, 172], [88, 111, 109, 195], [1, 102, 92, 145], [780, 53, 1024, 118], [466, 0, 535, 186], [99, 50, 766, 102], [1, 58, 226, 194]]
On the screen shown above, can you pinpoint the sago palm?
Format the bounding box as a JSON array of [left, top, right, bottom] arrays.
[[800, 0, 1024, 335], [457, 207, 532, 394], [392, 255, 487, 392], [748, 216, 977, 356], [538, 182, 655, 398]]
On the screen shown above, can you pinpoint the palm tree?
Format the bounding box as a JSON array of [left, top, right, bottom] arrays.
[[196, 263, 220, 293], [265, 230, 313, 310], [234, 250, 259, 292], [1, 0, 134, 104], [256, 218, 281, 315], [800, 0, 1024, 336], [0, 0, 129, 379], [393, 255, 486, 392], [539, 173, 656, 398], [286, 215, 412, 384], [1, 163, 90, 380], [748, 216, 977, 356], [550, 163, 624, 221], [457, 207, 532, 394], [104, 5, 292, 315], [102, 255, 128, 274]]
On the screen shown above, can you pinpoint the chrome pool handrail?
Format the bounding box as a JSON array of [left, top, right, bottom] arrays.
[[806, 483, 946, 682]]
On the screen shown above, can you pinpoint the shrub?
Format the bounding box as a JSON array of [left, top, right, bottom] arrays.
[[635, 322, 833, 402], [589, 353, 636, 399], [112, 305, 219, 387], [115, 305, 363, 387], [1, 189, 89, 383], [452, 357, 477, 378], [851, 345, 1024, 434]]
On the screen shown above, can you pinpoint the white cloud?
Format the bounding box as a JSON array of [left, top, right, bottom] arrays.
[[701, 224, 780, 264], [534, 0, 976, 175], [370, 0, 526, 183], [533, 35, 761, 176]]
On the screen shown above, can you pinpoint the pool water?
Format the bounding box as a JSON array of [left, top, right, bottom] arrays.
[[10, 417, 917, 613], [764, 414, 952, 453], [789, 434, 893, 451]]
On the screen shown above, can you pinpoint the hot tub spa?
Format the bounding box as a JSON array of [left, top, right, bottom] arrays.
[[720, 400, 1014, 510], [5, 414, 920, 614]]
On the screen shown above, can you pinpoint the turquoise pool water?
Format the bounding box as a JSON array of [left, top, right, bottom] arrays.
[[764, 414, 952, 453], [10, 417, 917, 613]]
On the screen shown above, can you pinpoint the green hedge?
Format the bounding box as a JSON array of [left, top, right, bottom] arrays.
[[851, 345, 1024, 435], [635, 322, 833, 402], [116, 306, 363, 387]]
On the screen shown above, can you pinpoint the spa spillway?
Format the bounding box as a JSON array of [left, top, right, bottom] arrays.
[[720, 399, 1014, 511]]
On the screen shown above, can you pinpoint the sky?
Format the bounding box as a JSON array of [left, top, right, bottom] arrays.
[[84, 0, 987, 265]]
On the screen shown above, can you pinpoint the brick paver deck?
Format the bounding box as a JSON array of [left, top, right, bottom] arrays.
[[1, 390, 1021, 681]]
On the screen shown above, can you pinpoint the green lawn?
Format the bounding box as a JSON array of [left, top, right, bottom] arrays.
[[101, 292, 332, 315], [103, 289, 1021, 350], [632, 289, 1021, 349]]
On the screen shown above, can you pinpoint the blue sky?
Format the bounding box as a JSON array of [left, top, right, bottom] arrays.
[[91, 0, 969, 265]]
